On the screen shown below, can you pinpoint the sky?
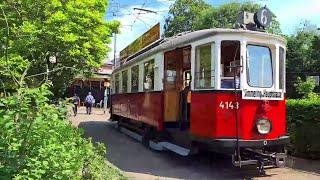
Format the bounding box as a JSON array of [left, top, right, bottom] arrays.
[[105, 0, 320, 61]]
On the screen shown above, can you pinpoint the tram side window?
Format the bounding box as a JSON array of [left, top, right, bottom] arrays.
[[279, 47, 285, 89], [144, 59, 154, 91], [115, 73, 120, 94], [122, 70, 128, 93], [220, 41, 240, 89], [195, 44, 213, 88], [131, 65, 139, 92]]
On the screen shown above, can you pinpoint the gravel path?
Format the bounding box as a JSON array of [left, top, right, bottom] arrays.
[[69, 107, 320, 180]]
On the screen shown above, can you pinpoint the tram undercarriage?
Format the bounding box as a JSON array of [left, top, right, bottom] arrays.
[[112, 115, 288, 174]]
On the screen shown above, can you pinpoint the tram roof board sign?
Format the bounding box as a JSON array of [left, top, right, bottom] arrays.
[[119, 23, 160, 64]]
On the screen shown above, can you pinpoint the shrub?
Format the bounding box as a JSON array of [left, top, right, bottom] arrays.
[[0, 85, 126, 179], [286, 96, 320, 159], [294, 77, 316, 98]]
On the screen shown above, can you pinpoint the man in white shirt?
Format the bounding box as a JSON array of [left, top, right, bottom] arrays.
[[85, 92, 95, 115]]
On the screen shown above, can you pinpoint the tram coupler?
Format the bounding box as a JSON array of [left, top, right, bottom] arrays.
[[232, 148, 287, 174], [257, 156, 265, 174]]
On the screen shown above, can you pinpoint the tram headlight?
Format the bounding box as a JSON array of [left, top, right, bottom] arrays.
[[256, 118, 271, 134]]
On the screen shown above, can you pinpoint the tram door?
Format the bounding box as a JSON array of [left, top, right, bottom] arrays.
[[164, 47, 191, 123], [164, 49, 183, 122]]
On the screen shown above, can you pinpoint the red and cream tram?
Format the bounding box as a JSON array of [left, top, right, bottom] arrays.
[[111, 8, 288, 172]]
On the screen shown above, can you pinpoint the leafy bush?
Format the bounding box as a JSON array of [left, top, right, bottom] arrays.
[[0, 85, 126, 179], [286, 96, 320, 159], [294, 77, 316, 98]]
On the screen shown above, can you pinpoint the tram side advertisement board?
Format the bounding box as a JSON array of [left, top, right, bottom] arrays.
[[242, 89, 284, 100], [119, 23, 160, 64]]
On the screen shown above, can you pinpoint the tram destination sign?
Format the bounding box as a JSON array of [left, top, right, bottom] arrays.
[[119, 23, 160, 64], [242, 89, 284, 100]]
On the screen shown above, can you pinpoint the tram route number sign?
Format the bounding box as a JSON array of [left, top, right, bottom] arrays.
[[242, 89, 283, 100]]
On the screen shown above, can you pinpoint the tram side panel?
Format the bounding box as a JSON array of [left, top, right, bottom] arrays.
[[112, 92, 164, 130], [190, 92, 286, 141]]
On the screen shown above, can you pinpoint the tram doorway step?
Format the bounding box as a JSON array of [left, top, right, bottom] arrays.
[[119, 126, 196, 156]]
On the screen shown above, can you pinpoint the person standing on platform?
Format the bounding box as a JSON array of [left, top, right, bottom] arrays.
[[72, 93, 80, 116], [85, 92, 95, 115], [103, 88, 109, 114]]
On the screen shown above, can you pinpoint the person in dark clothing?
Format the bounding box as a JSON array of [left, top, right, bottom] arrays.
[[72, 93, 80, 116], [179, 84, 191, 130]]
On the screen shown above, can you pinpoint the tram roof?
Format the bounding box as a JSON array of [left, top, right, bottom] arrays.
[[114, 28, 285, 72]]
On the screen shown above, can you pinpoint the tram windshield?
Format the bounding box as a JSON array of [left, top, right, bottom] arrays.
[[247, 45, 273, 88]]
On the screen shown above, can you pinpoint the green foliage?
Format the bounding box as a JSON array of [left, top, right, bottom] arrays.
[[0, 85, 126, 179], [286, 97, 320, 159], [163, 0, 210, 37], [0, 0, 120, 97], [0, 1, 125, 178], [294, 77, 316, 98], [164, 1, 281, 37], [285, 21, 320, 98], [286, 21, 320, 73]]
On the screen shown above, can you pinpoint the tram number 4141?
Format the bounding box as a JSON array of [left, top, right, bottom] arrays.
[[219, 101, 239, 110]]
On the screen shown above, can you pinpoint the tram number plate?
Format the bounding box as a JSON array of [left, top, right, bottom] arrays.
[[219, 101, 239, 110]]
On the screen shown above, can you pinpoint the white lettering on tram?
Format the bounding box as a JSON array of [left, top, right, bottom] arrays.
[[219, 101, 239, 110]]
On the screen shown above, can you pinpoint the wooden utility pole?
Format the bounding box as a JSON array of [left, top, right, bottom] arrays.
[[113, 33, 116, 69]]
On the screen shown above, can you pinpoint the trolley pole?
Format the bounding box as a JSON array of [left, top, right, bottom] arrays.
[[233, 64, 241, 167]]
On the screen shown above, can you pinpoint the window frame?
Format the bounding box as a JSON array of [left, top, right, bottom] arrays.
[[279, 46, 285, 90], [114, 73, 120, 94], [121, 70, 128, 93], [194, 43, 215, 89], [143, 59, 155, 91], [131, 65, 139, 93], [246, 44, 274, 88]]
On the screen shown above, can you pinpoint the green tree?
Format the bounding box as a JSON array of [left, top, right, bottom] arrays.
[[286, 21, 319, 73], [285, 21, 320, 98], [163, 0, 210, 37], [164, 1, 281, 37], [0, 0, 119, 96]]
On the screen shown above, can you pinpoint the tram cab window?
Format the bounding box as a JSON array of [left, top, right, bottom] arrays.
[[195, 44, 213, 89], [122, 70, 128, 93], [131, 65, 139, 92], [143, 59, 154, 91], [279, 47, 285, 89], [247, 45, 273, 88], [220, 41, 240, 89]]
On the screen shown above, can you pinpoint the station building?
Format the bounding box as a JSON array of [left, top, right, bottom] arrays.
[[68, 61, 113, 106]]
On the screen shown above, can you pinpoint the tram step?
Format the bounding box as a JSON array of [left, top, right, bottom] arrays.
[[119, 126, 191, 156], [149, 141, 190, 156]]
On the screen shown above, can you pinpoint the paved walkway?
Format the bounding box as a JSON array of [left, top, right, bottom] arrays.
[[69, 107, 320, 180]]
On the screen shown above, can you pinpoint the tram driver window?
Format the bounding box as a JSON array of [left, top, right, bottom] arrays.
[[143, 59, 154, 91], [220, 41, 240, 89]]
